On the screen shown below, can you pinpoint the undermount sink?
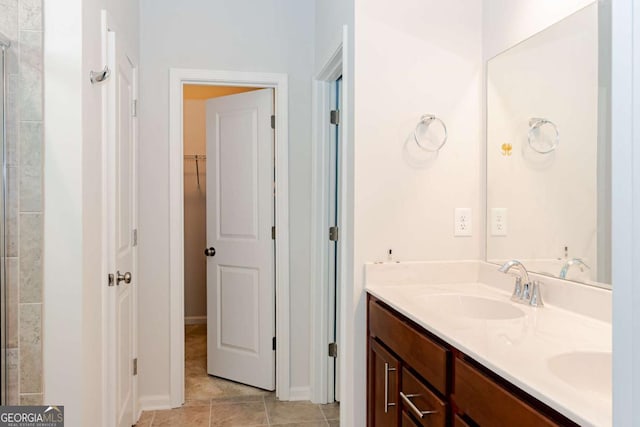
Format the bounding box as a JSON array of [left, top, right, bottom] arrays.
[[547, 351, 611, 396], [421, 294, 526, 320]]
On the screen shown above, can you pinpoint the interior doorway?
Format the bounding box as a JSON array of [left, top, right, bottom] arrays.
[[311, 43, 345, 405], [328, 76, 342, 403], [182, 85, 275, 399], [168, 69, 291, 407]]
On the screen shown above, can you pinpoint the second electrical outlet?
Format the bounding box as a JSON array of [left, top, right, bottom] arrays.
[[454, 208, 472, 237]]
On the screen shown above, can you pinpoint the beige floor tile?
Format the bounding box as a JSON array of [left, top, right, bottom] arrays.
[[328, 420, 339, 427], [271, 423, 329, 427], [209, 401, 268, 426], [152, 406, 210, 427], [210, 395, 266, 404], [266, 401, 325, 425], [183, 399, 211, 407], [185, 325, 270, 401], [135, 410, 154, 427], [320, 403, 339, 420], [174, 326, 338, 427]]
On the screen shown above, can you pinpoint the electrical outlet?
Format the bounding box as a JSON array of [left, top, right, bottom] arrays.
[[491, 208, 508, 236], [454, 208, 472, 237]]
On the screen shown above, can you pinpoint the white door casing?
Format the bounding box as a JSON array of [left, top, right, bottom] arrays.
[[168, 70, 289, 406], [329, 77, 343, 403], [105, 20, 137, 427], [310, 41, 344, 404], [205, 89, 275, 390]]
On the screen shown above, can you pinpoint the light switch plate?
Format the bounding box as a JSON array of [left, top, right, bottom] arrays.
[[454, 208, 472, 237], [491, 208, 508, 236]]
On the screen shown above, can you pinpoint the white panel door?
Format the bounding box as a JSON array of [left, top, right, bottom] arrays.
[[107, 28, 136, 427], [205, 89, 275, 390]]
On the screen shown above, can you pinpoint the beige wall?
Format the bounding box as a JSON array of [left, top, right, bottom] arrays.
[[183, 99, 207, 320]]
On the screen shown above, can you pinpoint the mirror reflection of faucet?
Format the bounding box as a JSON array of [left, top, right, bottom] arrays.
[[498, 260, 544, 307], [559, 258, 590, 279]]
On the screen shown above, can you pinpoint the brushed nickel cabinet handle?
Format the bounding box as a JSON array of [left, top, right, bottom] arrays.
[[384, 362, 397, 413], [400, 391, 438, 419]]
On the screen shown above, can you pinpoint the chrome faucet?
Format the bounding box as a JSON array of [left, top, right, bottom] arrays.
[[498, 260, 543, 307], [559, 258, 590, 279]]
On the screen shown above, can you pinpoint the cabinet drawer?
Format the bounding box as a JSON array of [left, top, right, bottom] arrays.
[[453, 414, 470, 427], [454, 359, 558, 427], [401, 368, 446, 427], [369, 300, 449, 394]]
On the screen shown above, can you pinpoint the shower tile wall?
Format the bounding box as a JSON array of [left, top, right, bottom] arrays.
[[1, 0, 43, 405]]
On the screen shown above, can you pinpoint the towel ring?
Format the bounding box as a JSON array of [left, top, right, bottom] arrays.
[[414, 114, 447, 152], [528, 118, 559, 154]]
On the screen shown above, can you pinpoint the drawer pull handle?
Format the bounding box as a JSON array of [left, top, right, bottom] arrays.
[[384, 363, 397, 413], [400, 392, 438, 419]]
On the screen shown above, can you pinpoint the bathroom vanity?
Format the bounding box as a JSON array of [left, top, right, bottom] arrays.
[[365, 262, 611, 427], [368, 295, 577, 426]]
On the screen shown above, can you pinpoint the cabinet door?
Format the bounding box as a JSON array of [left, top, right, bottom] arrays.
[[368, 339, 400, 427], [402, 411, 421, 427]]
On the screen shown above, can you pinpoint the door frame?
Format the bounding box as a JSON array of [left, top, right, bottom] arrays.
[[168, 69, 290, 405], [310, 42, 345, 404]]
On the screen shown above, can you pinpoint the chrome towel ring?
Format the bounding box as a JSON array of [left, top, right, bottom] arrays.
[[528, 118, 559, 154], [414, 114, 447, 152]]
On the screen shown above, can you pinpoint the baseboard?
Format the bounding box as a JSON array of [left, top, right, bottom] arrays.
[[288, 386, 311, 401], [138, 394, 173, 411], [184, 316, 207, 325]]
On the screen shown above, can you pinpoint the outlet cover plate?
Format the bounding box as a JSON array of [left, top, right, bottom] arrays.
[[491, 208, 508, 236], [454, 208, 472, 237]]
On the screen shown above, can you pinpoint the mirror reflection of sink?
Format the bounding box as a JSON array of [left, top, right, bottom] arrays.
[[421, 294, 525, 320], [548, 351, 611, 396]]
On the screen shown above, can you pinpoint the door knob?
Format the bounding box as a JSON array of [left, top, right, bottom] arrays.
[[204, 247, 216, 257], [116, 271, 132, 285]]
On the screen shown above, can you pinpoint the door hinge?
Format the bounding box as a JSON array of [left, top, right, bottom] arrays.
[[108, 273, 115, 287], [133, 358, 138, 376], [272, 226, 276, 240], [132, 229, 138, 247], [328, 342, 338, 358], [272, 337, 276, 351], [271, 115, 276, 129], [329, 226, 339, 242], [132, 100, 138, 117], [330, 110, 340, 125]]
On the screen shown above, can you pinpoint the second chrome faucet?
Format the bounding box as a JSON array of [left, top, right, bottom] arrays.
[[498, 260, 543, 307]]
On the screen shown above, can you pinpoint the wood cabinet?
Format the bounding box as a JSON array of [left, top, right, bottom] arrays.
[[368, 297, 448, 427], [367, 294, 579, 427], [369, 339, 400, 426]]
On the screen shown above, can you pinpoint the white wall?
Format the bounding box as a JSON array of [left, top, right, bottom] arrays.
[[138, 0, 316, 401], [314, 0, 353, 71], [44, 0, 139, 425], [43, 1, 83, 424], [183, 100, 207, 321], [483, 0, 595, 59], [349, 0, 483, 425]]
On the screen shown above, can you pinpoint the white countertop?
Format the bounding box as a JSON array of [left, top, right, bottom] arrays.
[[366, 281, 612, 427]]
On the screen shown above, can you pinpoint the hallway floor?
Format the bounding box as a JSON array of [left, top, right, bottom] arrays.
[[135, 324, 340, 426]]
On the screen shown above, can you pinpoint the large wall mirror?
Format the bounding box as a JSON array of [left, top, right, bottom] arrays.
[[486, 2, 611, 288]]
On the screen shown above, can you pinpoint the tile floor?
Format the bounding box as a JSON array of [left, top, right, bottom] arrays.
[[135, 325, 340, 426]]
